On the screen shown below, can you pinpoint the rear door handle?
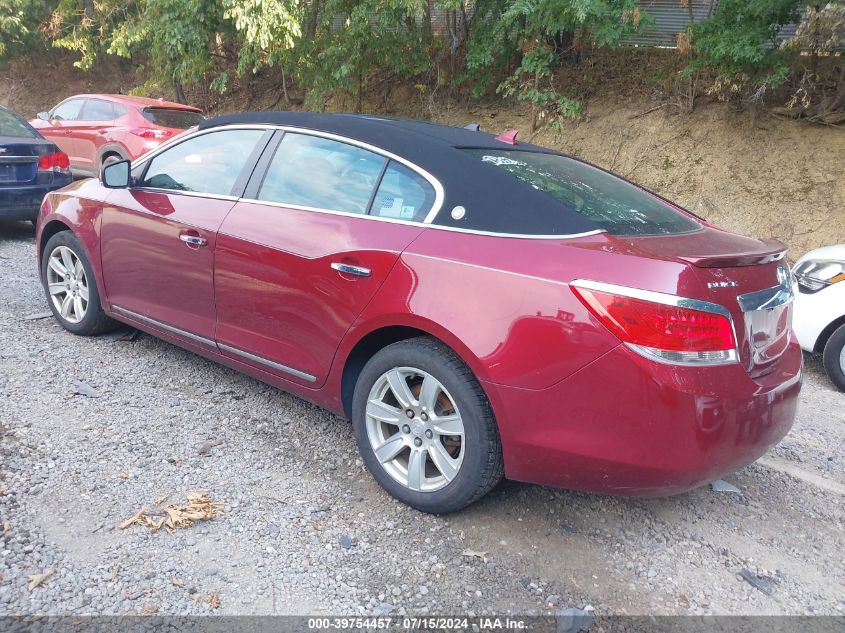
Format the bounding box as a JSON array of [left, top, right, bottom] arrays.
[[331, 262, 371, 277], [179, 233, 208, 248]]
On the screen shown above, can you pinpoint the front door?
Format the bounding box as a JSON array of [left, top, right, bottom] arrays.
[[100, 127, 268, 342], [214, 131, 437, 385]]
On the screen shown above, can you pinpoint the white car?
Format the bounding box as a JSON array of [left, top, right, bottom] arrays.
[[792, 244, 845, 391]]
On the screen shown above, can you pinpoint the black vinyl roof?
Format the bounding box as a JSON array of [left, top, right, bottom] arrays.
[[200, 111, 601, 236]]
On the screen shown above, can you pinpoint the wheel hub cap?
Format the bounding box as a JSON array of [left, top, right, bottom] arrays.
[[46, 245, 89, 324], [365, 367, 465, 493]]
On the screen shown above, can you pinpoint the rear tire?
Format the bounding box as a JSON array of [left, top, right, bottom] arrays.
[[351, 337, 503, 513], [41, 231, 117, 336], [822, 324, 845, 392]]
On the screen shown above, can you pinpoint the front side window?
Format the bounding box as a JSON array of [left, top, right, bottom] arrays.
[[464, 149, 700, 236], [0, 108, 37, 138], [81, 99, 115, 121], [140, 129, 264, 196], [258, 133, 385, 214], [51, 99, 85, 122], [371, 161, 435, 222]]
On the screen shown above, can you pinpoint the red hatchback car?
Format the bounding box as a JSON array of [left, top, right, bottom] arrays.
[[35, 112, 801, 513], [30, 94, 203, 178]]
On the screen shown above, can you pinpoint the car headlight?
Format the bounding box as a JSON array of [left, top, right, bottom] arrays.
[[792, 259, 845, 293]]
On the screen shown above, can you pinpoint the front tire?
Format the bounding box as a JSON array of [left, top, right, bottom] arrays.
[[41, 231, 116, 336], [822, 323, 845, 392], [352, 337, 503, 513]]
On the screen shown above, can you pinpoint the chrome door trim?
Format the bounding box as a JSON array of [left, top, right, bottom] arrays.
[[112, 304, 318, 383], [218, 343, 317, 383], [111, 305, 216, 347]]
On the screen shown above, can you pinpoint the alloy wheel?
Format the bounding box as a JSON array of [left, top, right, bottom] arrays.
[[365, 367, 465, 493], [46, 245, 89, 324]]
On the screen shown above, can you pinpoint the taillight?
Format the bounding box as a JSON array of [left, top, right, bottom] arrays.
[[571, 280, 737, 366], [38, 152, 71, 175], [130, 127, 171, 140]]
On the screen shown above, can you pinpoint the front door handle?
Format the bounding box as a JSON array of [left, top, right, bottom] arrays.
[[179, 233, 208, 248], [331, 262, 371, 278]]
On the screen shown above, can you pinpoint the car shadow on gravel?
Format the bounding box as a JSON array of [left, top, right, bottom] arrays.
[[0, 220, 36, 243]]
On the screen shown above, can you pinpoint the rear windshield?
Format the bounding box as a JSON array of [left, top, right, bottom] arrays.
[[142, 108, 204, 130], [464, 149, 700, 236], [0, 108, 37, 138]]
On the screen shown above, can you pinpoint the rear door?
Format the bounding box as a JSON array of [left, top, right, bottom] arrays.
[[101, 127, 270, 342], [214, 130, 435, 385]]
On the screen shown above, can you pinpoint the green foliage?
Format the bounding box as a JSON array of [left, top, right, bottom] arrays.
[[223, 0, 301, 76], [0, 0, 50, 59], [465, 0, 645, 128], [687, 0, 806, 99], [301, 0, 432, 107]]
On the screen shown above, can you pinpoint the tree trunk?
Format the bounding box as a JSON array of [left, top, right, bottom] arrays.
[[304, 0, 322, 41], [173, 80, 187, 105]]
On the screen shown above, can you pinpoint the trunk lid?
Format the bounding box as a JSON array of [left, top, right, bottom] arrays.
[[0, 137, 56, 187], [612, 227, 793, 377]]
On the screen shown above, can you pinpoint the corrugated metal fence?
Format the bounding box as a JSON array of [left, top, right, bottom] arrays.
[[622, 0, 797, 47], [335, 1, 804, 49]]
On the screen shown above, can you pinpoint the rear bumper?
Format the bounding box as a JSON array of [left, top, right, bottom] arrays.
[[0, 178, 72, 220], [488, 338, 802, 496]]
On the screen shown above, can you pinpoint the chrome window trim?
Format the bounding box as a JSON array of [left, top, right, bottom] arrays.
[[129, 123, 606, 241], [112, 305, 216, 347], [129, 125, 265, 201], [570, 279, 740, 366], [218, 343, 317, 383]]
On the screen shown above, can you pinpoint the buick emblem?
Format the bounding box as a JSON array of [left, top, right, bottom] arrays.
[[707, 280, 738, 289]]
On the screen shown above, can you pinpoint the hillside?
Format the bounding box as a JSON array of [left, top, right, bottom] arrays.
[[2, 56, 843, 259]]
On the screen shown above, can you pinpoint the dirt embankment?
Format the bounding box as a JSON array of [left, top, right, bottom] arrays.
[[2, 57, 843, 258]]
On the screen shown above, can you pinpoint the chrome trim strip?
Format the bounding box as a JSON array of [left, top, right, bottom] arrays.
[[111, 305, 216, 347], [737, 281, 794, 313], [0, 156, 38, 162], [129, 123, 606, 241], [218, 343, 317, 383], [232, 197, 604, 241], [112, 304, 318, 382], [627, 344, 738, 366], [570, 279, 734, 319], [570, 279, 740, 366]]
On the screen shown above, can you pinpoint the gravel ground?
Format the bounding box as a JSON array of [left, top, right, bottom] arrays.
[[1, 220, 844, 617]]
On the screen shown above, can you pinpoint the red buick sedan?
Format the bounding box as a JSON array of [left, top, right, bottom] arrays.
[[35, 112, 801, 513]]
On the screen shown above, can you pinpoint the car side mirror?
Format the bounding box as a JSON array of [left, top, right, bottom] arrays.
[[102, 160, 131, 189], [37, 111, 49, 121]]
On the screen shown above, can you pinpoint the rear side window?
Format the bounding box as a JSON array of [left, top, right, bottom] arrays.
[[0, 108, 37, 138], [142, 108, 205, 130], [371, 161, 435, 222], [258, 133, 385, 214], [81, 99, 115, 121], [464, 149, 700, 236], [51, 99, 85, 121], [140, 129, 264, 196]]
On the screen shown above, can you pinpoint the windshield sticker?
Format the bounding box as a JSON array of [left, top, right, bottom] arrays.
[[481, 155, 525, 167]]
